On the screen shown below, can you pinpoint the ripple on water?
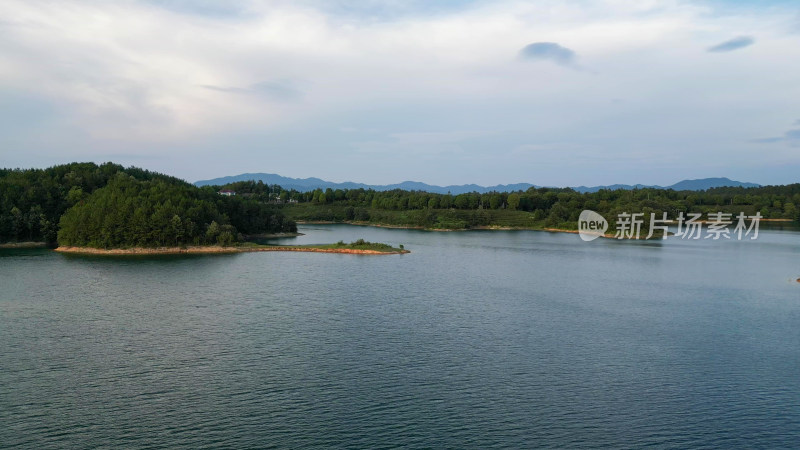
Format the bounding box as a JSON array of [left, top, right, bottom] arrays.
[[2, 225, 800, 448]]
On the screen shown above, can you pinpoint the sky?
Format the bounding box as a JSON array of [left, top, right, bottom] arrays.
[[1, 0, 799, 187]]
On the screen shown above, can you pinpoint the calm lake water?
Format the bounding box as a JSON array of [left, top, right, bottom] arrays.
[[2, 224, 800, 448]]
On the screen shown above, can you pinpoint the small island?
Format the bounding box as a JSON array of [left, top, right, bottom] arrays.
[[55, 239, 409, 256]]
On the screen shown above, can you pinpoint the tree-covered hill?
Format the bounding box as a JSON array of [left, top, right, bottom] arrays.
[[0, 162, 178, 244], [267, 184, 800, 231], [0, 162, 295, 247]]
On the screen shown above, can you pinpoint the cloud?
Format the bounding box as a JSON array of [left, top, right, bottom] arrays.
[[1, 0, 800, 185], [144, 0, 244, 17], [751, 137, 784, 144], [707, 36, 755, 53], [202, 80, 304, 102], [753, 129, 800, 145], [519, 42, 577, 66], [351, 130, 491, 156]]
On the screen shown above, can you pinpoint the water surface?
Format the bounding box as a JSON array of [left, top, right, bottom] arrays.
[[2, 225, 799, 448]]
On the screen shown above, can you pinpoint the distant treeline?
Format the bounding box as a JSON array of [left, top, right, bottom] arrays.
[[217, 180, 800, 230], [0, 163, 295, 247]]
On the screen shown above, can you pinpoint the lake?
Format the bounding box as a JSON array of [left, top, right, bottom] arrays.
[[2, 224, 799, 448]]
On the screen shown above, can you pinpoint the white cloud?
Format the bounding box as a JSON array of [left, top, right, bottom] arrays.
[[0, 0, 799, 185]]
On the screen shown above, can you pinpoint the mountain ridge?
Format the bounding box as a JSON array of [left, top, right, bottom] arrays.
[[194, 174, 760, 194]]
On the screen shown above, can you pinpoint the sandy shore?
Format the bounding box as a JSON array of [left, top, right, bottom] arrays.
[[54, 245, 409, 255]]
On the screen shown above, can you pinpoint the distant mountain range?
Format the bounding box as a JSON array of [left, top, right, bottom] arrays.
[[572, 177, 760, 193], [194, 174, 760, 194]]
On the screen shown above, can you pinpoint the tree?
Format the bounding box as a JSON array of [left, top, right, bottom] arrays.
[[783, 202, 795, 219], [206, 221, 220, 243], [10, 206, 23, 240], [507, 193, 520, 211], [170, 214, 184, 245], [66, 186, 84, 206]]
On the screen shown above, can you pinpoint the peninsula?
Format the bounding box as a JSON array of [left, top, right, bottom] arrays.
[[54, 240, 409, 256]]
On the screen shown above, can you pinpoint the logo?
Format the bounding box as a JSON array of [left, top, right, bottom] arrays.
[[577, 210, 761, 241], [578, 210, 608, 241]]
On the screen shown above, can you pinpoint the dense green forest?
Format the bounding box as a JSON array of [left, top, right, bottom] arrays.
[[0, 163, 295, 247], [3, 162, 797, 246], [217, 180, 800, 231]]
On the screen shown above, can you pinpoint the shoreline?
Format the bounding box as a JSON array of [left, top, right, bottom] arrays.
[[54, 245, 409, 255], [244, 232, 305, 239], [297, 220, 427, 230], [542, 228, 616, 239], [0, 241, 49, 249], [297, 220, 588, 235], [296, 218, 795, 238]]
